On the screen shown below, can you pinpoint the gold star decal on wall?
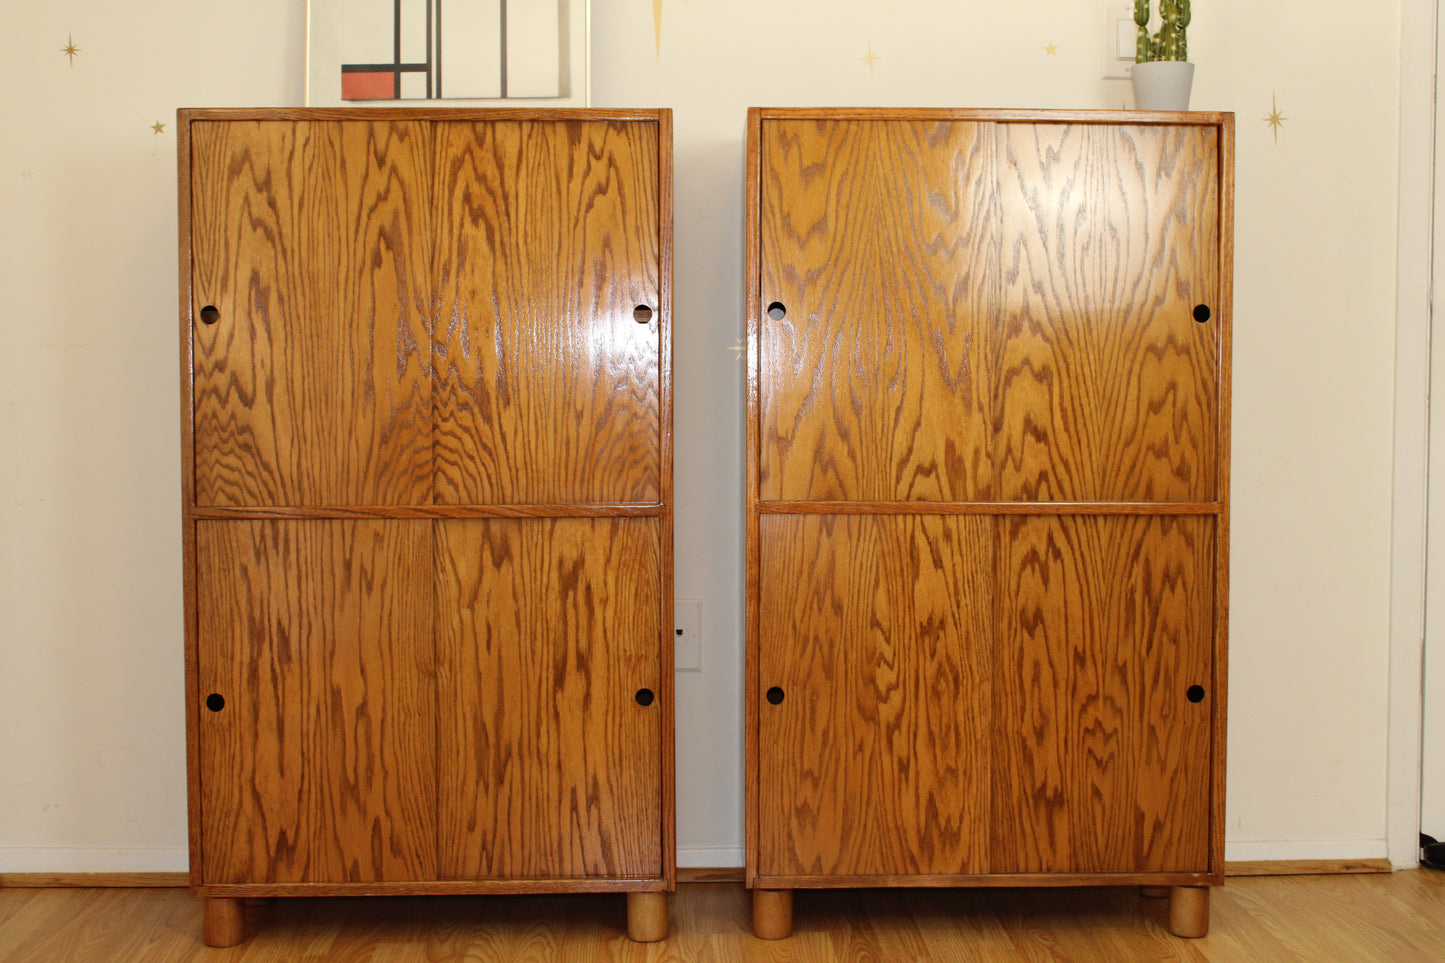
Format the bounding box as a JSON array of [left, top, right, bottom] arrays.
[[152, 121, 166, 135], [62, 34, 80, 66], [1044, 43, 1059, 56], [1264, 94, 1287, 145], [730, 338, 745, 361], [861, 43, 881, 75]]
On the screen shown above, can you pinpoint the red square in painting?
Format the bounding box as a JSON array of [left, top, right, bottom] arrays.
[[341, 71, 394, 101]]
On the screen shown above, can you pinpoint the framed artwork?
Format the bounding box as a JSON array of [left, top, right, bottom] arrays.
[[306, 0, 590, 107]]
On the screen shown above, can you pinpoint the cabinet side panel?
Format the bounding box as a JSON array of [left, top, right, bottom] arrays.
[[436, 518, 663, 878], [756, 514, 993, 876], [189, 120, 435, 507], [433, 120, 661, 505], [992, 515, 1212, 873], [195, 520, 437, 884], [757, 119, 998, 502], [995, 124, 1218, 502]]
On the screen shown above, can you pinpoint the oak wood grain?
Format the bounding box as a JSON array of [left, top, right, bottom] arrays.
[[995, 123, 1219, 502], [432, 120, 661, 505], [757, 514, 994, 877], [757, 119, 998, 502], [435, 518, 663, 879], [189, 120, 435, 507], [194, 520, 437, 884], [991, 515, 1213, 874]]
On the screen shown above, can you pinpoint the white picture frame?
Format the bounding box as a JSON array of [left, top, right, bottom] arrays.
[[306, 0, 590, 108]]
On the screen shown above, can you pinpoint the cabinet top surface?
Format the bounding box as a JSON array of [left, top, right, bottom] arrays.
[[749, 107, 1232, 126], [178, 107, 670, 124]]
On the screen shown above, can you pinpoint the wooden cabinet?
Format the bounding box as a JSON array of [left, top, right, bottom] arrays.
[[180, 108, 673, 947], [746, 108, 1231, 939]]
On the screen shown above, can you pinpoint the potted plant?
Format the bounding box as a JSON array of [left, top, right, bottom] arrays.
[[1132, 0, 1194, 111]]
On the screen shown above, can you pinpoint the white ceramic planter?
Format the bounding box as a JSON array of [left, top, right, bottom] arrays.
[[1131, 60, 1195, 111]]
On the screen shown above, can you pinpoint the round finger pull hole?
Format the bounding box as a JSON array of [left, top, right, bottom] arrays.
[[205, 693, 225, 712], [1193, 304, 1211, 324], [633, 304, 654, 324], [766, 686, 785, 705], [1186, 685, 1206, 703], [635, 688, 655, 707], [200, 305, 220, 325], [766, 302, 787, 321]]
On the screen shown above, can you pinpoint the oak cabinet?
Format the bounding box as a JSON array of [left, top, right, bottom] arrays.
[[746, 109, 1231, 939], [180, 109, 673, 947]]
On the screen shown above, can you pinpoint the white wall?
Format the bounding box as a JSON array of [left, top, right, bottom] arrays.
[[0, 0, 1408, 872]]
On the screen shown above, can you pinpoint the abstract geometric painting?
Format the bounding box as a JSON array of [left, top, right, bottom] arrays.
[[308, 0, 588, 107]]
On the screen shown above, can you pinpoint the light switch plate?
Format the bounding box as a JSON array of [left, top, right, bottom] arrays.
[[1104, 1, 1136, 79]]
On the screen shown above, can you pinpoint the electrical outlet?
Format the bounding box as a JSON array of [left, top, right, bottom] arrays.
[[1104, 1, 1137, 79], [674, 598, 701, 672]]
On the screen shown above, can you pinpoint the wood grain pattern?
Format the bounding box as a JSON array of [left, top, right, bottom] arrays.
[[189, 120, 434, 507], [432, 121, 661, 505], [757, 119, 998, 502], [995, 123, 1219, 502], [194, 520, 437, 884], [991, 515, 1213, 874], [435, 518, 663, 879], [757, 514, 994, 877]]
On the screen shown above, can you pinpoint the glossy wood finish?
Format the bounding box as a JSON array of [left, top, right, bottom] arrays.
[[758, 119, 997, 502], [189, 120, 435, 507], [436, 519, 662, 879], [195, 520, 437, 884], [180, 109, 674, 931], [757, 514, 993, 877], [746, 109, 1232, 927], [992, 515, 1214, 875], [995, 123, 1219, 503], [433, 121, 661, 505], [6, 873, 1444, 961]]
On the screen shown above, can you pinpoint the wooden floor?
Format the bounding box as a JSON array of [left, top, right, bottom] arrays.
[[2, 873, 1444, 961]]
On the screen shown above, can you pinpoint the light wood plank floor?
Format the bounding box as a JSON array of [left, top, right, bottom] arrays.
[[2, 874, 1444, 961]]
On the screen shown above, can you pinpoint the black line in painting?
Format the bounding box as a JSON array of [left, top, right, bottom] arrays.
[[499, 0, 508, 98]]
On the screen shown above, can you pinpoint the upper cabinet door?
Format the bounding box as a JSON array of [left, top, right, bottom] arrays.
[[433, 121, 662, 506], [190, 120, 435, 507], [995, 124, 1220, 503], [757, 120, 999, 503]]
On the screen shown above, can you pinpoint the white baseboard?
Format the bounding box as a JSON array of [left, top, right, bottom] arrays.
[[677, 846, 744, 869], [0, 846, 189, 874], [0, 841, 1393, 875], [1223, 839, 1389, 863]]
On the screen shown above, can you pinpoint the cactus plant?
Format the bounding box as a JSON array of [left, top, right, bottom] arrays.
[[1135, 0, 1191, 63]]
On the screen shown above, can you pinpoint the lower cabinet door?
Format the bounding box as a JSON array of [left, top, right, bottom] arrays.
[[757, 514, 996, 877], [756, 513, 1215, 879], [434, 518, 663, 879], [992, 515, 1215, 875], [195, 520, 438, 884]]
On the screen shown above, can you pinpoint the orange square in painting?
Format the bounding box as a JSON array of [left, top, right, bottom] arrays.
[[341, 72, 394, 101]]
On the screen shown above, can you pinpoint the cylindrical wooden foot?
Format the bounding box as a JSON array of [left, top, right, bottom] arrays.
[[752, 888, 794, 940], [626, 892, 669, 942], [1139, 885, 1170, 899], [202, 897, 245, 947], [1168, 885, 1210, 938]]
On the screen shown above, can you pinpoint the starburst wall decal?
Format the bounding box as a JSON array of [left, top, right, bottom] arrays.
[[861, 43, 880, 75], [1264, 94, 1287, 145], [61, 34, 80, 66]]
